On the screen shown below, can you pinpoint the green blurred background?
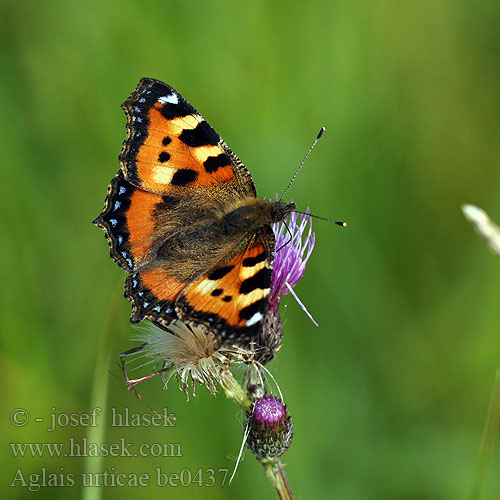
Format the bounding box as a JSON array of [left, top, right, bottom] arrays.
[[2, 0, 500, 498]]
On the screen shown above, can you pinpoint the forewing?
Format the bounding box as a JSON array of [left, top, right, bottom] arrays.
[[120, 78, 256, 197]]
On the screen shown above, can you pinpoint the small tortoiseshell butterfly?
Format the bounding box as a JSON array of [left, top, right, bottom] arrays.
[[94, 78, 295, 346]]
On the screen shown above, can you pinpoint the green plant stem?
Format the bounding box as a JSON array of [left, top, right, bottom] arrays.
[[81, 282, 122, 500], [223, 371, 251, 412], [261, 457, 295, 500]]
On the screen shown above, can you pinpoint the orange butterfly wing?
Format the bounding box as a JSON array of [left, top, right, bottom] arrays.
[[119, 78, 256, 197], [95, 79, 276, 345], [176, 226, 275, 342]]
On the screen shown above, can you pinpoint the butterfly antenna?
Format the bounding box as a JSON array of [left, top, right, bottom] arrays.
[[276, 220, 293, 252], [279, 127, 326, 202], [294, 210, 347, 227]]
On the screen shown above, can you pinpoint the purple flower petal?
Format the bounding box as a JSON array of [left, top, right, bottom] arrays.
[[256, 199, 317, 363], [270, 199, 316, 310]]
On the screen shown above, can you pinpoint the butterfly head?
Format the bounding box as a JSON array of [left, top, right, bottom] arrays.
[[270, 200, 295, 223], [222, 199, 295, 235]]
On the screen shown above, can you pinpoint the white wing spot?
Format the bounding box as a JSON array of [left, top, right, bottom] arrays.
[[158, 93, 179, 105], [246, 312, 263, 327]]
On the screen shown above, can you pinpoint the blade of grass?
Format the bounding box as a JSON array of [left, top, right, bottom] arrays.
[[471, 368, 500, 500], [81, 280, 123, 500]]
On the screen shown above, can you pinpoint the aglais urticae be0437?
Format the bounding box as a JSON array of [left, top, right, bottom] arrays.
[[93, 78, 295, 347]]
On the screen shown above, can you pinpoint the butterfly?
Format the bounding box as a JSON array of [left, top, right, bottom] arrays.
[[93, 78, 295, 346]]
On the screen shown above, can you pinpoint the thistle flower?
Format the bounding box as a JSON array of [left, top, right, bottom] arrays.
[[257, 204, 316, 363], [246, 394, 293, 459], [125, 320, 249, 403]]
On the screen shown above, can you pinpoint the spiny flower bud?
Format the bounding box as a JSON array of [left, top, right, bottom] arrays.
[[246, 395, 293, 458]]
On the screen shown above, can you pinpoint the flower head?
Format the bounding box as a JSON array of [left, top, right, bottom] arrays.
[[246, 394, 293, 458], [257, 202, 316, 363], [124, 320, 249, 398], [271, 205, 316, 307]]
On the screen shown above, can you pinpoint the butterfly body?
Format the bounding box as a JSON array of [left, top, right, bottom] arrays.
[[94, 78, 294, 345]]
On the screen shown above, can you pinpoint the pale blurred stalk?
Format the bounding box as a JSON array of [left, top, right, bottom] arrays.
[[81, 281, 122, 500], [470, 369, 500, 500]]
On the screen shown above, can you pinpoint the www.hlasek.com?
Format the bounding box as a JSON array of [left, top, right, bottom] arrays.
[[11, 467, 230, 490], [10, 437, 181, 458]]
